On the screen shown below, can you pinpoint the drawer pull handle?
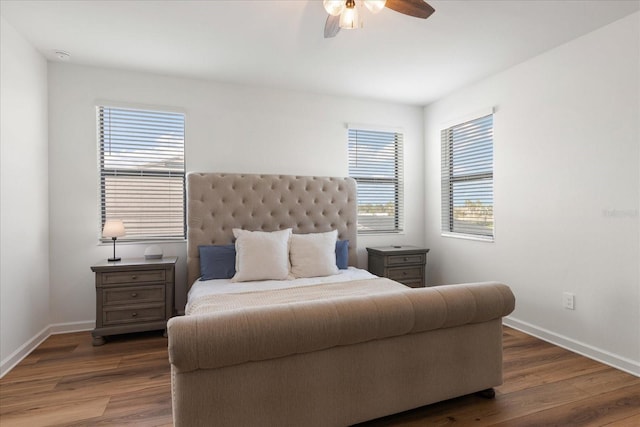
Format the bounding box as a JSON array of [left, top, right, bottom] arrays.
[[132, 312, 138, 317], [131, 293, 138, 297], [131, 275, 137, 280]]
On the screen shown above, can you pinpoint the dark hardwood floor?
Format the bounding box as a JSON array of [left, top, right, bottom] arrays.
[[1, 327, 638, 426]]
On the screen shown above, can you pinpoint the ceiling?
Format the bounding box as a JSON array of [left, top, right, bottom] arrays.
[[1, 0, 638, 106]]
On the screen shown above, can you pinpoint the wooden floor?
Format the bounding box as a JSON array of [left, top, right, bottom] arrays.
[[1, 327, 638, 426]]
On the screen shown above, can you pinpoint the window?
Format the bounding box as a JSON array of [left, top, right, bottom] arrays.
[[98, 106, 185, 241], [441, 112, 494, 240], [348, 127, 404, 233]]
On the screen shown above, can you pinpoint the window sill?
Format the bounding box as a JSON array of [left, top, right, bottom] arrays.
[[97, 239, 187, 246], [441, 232, 494, 243], [358, 231, 405, 236]]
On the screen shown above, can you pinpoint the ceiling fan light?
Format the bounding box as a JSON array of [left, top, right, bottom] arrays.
[[323, 0, 346, 16], [339, 1, 360, 29], [363, 0, 386, 14]]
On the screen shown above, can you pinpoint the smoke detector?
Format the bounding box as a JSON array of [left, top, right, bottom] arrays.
[[54, 50, 70, 61]]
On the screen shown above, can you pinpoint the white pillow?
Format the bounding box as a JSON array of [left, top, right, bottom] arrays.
[[232, 228, 292, 282], [290, 230, 339, 278]]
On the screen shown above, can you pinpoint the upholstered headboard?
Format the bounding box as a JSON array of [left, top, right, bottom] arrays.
[[186, 173, 358, 287]]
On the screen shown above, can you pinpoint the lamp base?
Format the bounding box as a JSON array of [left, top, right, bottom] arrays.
[[107, 257, 121, 262]]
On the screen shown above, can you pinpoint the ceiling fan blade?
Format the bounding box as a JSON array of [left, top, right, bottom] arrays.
[[324, 14, 340, 38], [385, 0, 435, 19]]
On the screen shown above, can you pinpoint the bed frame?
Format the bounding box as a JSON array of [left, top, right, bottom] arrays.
[[169, 172, 515, 426]]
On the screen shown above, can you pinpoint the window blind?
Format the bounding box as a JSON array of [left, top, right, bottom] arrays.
[[441, 114, 494, 239], [348, 128, 404, 233], [98, 106, 185, 241]]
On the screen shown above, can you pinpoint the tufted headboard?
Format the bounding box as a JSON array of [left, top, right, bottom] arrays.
[[186, 173, 358, 287]]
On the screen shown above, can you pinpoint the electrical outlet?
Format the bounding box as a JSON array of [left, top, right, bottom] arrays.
[[563, 292, 575, 310]]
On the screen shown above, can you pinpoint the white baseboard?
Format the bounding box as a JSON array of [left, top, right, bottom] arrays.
[[4, 317, 638, 379], [504, 317, 640, 377], [49, 320, 94, 335], [0, 320, 93, 379], [0, 325, 50, 379]]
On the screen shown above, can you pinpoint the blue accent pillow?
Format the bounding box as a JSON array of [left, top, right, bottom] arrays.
[[199, 244, 236, 280], [335, 240, 349, 270]]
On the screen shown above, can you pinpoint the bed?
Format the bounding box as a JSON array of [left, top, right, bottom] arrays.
[[167, 172, 515, 427]]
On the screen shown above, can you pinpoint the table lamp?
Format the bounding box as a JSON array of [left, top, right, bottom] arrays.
[[103, 219, 126, 262]]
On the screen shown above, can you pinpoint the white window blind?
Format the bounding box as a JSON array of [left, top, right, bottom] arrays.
[[348, 127, 404, 233], [441, 113, 494, 239], [98, 106, 185, 241]]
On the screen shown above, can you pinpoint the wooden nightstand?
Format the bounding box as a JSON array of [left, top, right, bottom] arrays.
[[366, 246, 429, 288], [90, 257, 177, 346]]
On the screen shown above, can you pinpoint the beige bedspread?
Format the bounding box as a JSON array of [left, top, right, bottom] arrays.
[[186, 277, 407, 315]]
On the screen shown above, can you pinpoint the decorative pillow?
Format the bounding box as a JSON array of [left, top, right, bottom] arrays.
[[198, 245, 236, 280], [232, 228, 292, 282], [290, 230, 339, 278], [335, 240, 349, 270]]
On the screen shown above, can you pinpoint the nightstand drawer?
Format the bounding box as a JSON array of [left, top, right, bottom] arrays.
[[387, 254, 425, 266], [103, 305, 165, 326], [102, 270, 165, 285], [387, 266, 423, 281], [103, 285, 165, 306]]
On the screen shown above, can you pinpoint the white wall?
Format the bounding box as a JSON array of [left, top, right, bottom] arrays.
[[47, 63, 425, 323], [424, 13, 640, 375], [0, 17, 50, 375]]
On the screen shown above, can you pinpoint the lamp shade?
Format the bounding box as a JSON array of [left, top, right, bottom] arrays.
[[339, 2, 360, 29], [364, 0, 386, 14], [323, 0, 345, 16], [102, 219, 126, 238]]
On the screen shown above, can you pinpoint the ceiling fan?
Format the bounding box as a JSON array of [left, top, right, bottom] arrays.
[[323, 0, 435, 38]]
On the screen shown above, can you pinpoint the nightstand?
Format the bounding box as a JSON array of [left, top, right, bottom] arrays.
[[90, 257, 177, 346], [366, 246, 429, 288]]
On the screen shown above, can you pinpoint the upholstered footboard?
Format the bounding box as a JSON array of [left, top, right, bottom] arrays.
[[168, 282, 515, 426]]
